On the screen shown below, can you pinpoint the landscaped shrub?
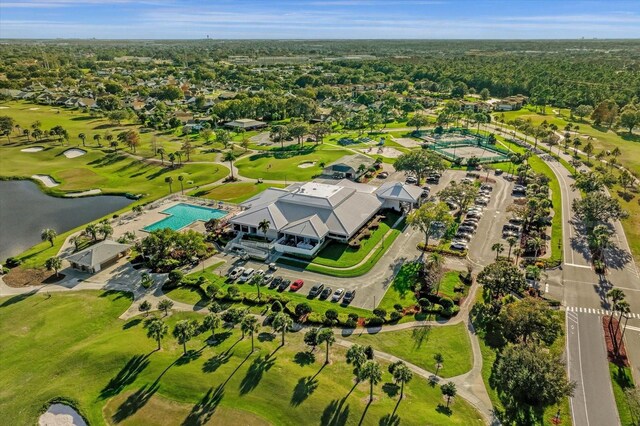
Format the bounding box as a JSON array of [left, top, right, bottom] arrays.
[[348, 313, 359, 322], [208, 301, 222, 313], [284, 301, 297, 314], [366, 316, 384, 327], [243, 293, 263, 305], [295, 302, 313, 317], [168, 269, 184, 285], [345, 318, 357, 328], [418, 298, 431, 309], [441, 306, 460, 318], [373, 308, 387, 318], [227, 285, 240, 297], [390, 311, 403, 322], [393, 303, 404, 312], [5, 257, 21, 268], [206, 282, 219, 297], [306, 312, 325, 324], [440, 297, 454, 309], [222, 308, 245, 325]]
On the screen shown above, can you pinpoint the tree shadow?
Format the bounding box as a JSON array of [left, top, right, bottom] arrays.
[[122, 318, 142, 330], [0, 289, 37, 308], [239, 354, 276, 395], [293, 351, 316, 366], [257, 332, 275, 342], [175, 348, 205, 366], [436, 404, 452, 416], [321, 398, 351, 426], [358, 399, 372, 426], [411, 326, 431, 349], [182, 384, 224, 426], [290, 375, 319, 406], [208, 331, 232, 346], [111, 381, 159, 423], [382, 383, 399, 398], [202, 350, 233, 373], [100, 354, 151, 399], [379, 413, 401, 426]]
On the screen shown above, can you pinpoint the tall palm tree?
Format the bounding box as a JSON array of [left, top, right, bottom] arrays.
[[317, 328, 335, 364], [241, 315, 259, 352], [78, 132, 86, 146], [93, 134, 102, 147], [157, 147, 165, 165], [491, 242, 504, 261], [173, 320, 195, 355], [165, 176, 174, 194], [506, 236, 518, 259], [45, 256, 62, 277], [272, 312, 292, 346], [85, 223, 99, 241], [41, 228, 57, 247], [392, 362, 413, 399], [434, 353, 444, 376], [359, 360, 382, 403], [223, 151, 237, 180], [607, 288, 626, 331], [251, 274, 264, 301], [168, 152, 176, 168], [258, 219, 270, 240], [146, 317, 168, 350], [346, 344, 367, 381], [203, 313, 221, 343], [178, 175, 185, 194]]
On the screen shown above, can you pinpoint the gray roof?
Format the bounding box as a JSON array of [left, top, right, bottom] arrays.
[[325, 154, 375, 172], [224, 118, 266, 128], [65, 240, 130, 268], [375, 182, 422, 203], [281, 215, 329, 239]]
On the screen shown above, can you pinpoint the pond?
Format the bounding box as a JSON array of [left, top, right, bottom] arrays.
[[0, 180, 132, 261]]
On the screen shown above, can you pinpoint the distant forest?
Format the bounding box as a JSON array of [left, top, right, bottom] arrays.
[[1, 39, 639, 108]]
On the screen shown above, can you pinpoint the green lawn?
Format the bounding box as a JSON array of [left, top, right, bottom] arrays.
[[234, 145, 353, 181], [190, 182, 287, 204], [438, 272, 465, 299], [609, 363, 638, 426], [342, 324, 473, 378], [378, 262, 420, 312], [312, 211, 402, 268], [0, 291, 484, 425]]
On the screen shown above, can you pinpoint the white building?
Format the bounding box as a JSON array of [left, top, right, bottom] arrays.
[[228, 180, 421, 257]]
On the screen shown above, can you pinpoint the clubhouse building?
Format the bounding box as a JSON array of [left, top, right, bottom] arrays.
[[228, 180, 421, 257]]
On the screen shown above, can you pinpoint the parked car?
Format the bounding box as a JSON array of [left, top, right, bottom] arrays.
[[332, 288, 345, 302], [270, 276, 282, 289], [343, 289, 356, 304], [509, 218, 524, 225], [462, 177, 474, 184], [309, 283, 325, 298], [426, 175, 440, 184], [481, 184, 493, 191], [239, 268, 255, 283], [463, 216, 480, 224], [290, 279, 304, 291], [377, 171, 389, 179], [450, 241, 468, 250], [228, 267, 244, 281], [495, 168, 504, 175], [278, 279, 291, 292], [254, 269, 265, 279], [466, 211, 483, 218], [455, 233, 472, 241], [461, 221, 478, 229], [445, 200, 459, 210], [405, 176, 418, 184], [320, 287, 332, 299], [475, 197, 489, 205], [263, 274, 274, 285], [268, 263, 278, 271], [458, 226, 476, 234]]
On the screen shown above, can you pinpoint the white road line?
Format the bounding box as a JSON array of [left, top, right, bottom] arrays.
[[625, 325, 640, 333], [564, 263, 592, 269]]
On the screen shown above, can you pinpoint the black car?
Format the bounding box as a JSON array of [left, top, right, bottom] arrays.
[[343, 289, 356, 304], [278, 279, 291, 292], [309, 283, 325, 298], [320, 287, 332, 299], [270, 276, 282, 289]]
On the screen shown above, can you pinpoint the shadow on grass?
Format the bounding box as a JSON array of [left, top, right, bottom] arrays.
[[290, 375, 319, 406], [202, 350, 233, 373], [111, 381, 160, 423], [175, 347, 205, 366], [239, 355, 276, 395], [293, 351, 316, 366], [379, 412, 401, 426], [382, 383, 399, 398], [122, 318, 142, 330], [358, 399, 372, 426], [411, 326, 431, 349], [321, 398, 351, 426], [182, 384, 224, 426], [436, 404, 452, 416], [100, 353, 151, 399], [0, 289, 37, 308], [208, 331, 232, 346], [257, 331, 275, 342]]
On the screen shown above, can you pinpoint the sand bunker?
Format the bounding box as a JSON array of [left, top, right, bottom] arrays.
[[39, 404, 87, 426], [21, 146, 44, 153], [29, 107, 40, 111], [298, 161, 316, 168], [0, 106, 9, 109], [360, 147, 403, 158], [65, 189, 102, 197], [32, 174, 60, 188], [63, 148, 86, 159]]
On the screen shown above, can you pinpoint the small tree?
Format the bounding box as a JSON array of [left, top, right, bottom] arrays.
[[359, 360, 382, 402], [390, 361, 413, 399], [138, 300, 152, 316], [241, 315, 260, 352], [45, 256, 62, 277], [491, 242, 504, 261], [223, 151, 237, 180], [41, 228, 57, 247], [145, 317, 168, 350], [434, 353, 444, 376], [317, 328, 336, 364], [173, 320, 195, 355], [272, 312, 293, 346], [304, 327, 319, 351], [157, 299, 174, 316], [203, 313, 222, 343], [165, 176, 174, 194], [441, 382, 457, 407]]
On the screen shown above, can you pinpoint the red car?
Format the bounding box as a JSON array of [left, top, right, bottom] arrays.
[[290, 279, 304, 291]]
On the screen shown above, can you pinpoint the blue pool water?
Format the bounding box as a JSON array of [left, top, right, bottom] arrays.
[[143, 203, 227, 232]]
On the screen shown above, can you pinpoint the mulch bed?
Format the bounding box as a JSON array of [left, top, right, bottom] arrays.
[[3, 268, 65, 287], [603, 315, 629, 367]]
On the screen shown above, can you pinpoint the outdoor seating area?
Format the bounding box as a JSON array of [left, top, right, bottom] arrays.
[[349, 213, 386, 248]]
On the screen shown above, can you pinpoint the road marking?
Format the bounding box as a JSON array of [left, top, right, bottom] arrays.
[[625, 325, 640, 333], [564, 263, 592, 269]]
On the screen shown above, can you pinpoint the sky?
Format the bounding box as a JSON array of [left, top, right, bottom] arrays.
[[0, 0, 639, 39]]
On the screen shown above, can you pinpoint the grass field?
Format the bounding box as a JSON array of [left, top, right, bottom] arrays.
[[343, 324, 473, 378], [609, 362, 638, 426], [0, 291, 484, 425], [190, 182, 287, 204]]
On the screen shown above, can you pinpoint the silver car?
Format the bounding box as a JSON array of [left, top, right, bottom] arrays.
[[331, 288, 345, 302]]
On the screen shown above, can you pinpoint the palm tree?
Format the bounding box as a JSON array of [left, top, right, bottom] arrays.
[[168, 152, 176, 168], [434, 353, 444, 376], [223, 151, 237, 180], [258, 219, 270, 240], [173, 320, 195, 355], [78, 132, 86, 146], [607, 288, 626, 331], [425, 252, 444, 294], [145, 317, 168, 350], [41, 228, 57, 247], [203, 313, 221, 343], [85, 223, 99, 241], [506, 236, 518, 259], [241, 316, 260, 352], [175, 151, 183, 166], [529, 236, 544, 258], [251, 273, 264, 301], [45, 256, 62, 277], [491, 242, 504, 261], [110, 140, 119, 152], [441, 382, 457, 407], [93, 134, 102, 147], [69, 235, 81, 251], [346, 344, 367, 380], [392, 362, 413, 399], [178, 175, 185, 194], [590, 224, 612, 264], [359, 360, 382, 403], [317, 328, 335, 364], [272, 312, 293, 346], [157, 299, 174, 316], [165, 176, 174, 194], [157, 147, 165, 165], [513, 247, 523, 265]]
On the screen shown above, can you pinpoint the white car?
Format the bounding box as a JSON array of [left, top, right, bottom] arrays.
[[450, 241, 468, 250], [405, 176, 418, 184], [239, 268, 255, 283], [332, 288, 345, 302], [228, 267, 245, 280]]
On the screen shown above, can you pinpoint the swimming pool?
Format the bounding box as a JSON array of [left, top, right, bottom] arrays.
[[143, 203, 227, 232]]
